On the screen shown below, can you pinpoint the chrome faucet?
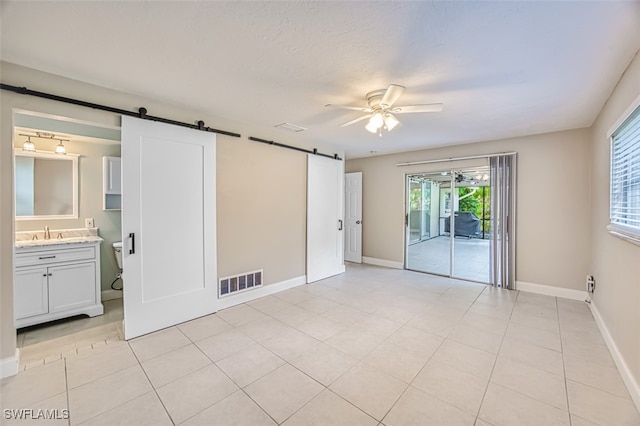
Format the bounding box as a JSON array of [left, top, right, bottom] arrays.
[[44, 226, 51, 240]]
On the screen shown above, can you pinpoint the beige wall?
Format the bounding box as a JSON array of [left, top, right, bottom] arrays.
[[346, 128, 592, 291], [589, 50, 640, 395], [0, 61, 335, 367], [13, 135, 122, 293], [217, 136, 306, 283]]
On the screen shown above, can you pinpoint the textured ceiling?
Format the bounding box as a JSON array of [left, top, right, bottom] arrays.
[[1, 1, 639, 158]]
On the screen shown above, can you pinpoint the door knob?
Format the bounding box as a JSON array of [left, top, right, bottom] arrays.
[[356, 220, 361, 224]]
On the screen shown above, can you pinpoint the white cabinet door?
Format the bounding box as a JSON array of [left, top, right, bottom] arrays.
[[122, 116, 217, 340], [307, 155, 345, 283], [103, 156, 122, 194], [48, 263, 96, 313], [14, 267, 49, 319]]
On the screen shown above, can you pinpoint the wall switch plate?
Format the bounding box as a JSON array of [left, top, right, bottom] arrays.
[[85, 218, 95, 228]]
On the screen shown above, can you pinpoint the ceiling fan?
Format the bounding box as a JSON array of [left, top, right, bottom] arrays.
[[326, 84, 444, 135]]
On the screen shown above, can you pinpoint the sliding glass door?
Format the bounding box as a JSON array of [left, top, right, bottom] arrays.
[[406, 167, 491, 283]]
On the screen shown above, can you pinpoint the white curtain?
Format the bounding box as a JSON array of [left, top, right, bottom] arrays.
[[490, 154, 517, 289]]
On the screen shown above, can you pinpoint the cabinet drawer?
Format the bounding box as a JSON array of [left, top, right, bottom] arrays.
[[16, 246, 96, 267]]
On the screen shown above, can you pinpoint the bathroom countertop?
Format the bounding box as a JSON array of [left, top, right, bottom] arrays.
[[15, 236, 104, 249]]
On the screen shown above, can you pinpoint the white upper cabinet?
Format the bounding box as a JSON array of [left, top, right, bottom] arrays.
[[103, 156, 121, 210]]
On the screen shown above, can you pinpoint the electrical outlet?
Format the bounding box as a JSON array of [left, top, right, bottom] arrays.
[[85, 218, 95, 228], [586, 275, 595, 293]]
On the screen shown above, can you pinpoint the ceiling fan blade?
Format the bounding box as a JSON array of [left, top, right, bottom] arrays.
[[392, 103, 444, 113], [380, 84, 405, 107], [325, 104, 372, 112], [339, 114, 373, 127]]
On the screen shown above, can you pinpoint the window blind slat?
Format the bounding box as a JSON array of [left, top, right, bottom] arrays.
[[611, 104, 640, 232]]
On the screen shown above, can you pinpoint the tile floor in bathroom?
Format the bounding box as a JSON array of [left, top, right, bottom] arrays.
[[15, 298, 124, 369], [1, 264, 639, 426]]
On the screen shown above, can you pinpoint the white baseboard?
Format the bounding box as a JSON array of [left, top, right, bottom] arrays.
[[516, 280, 587, 301], [362, 256, 403, 270], [101, 289, 123, 301], [0, 348, 19, 379], [589, 301, 640, 412], [217, 275, 307, 310]]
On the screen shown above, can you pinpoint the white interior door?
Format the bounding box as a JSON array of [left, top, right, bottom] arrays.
[[344, 172, 362, 263], [307, 155, 345, 283], [121, 116, 217, 339]]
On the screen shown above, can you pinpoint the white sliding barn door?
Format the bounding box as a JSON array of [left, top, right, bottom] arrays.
[[121, 116, 217, 339], [307, 155, 345, 283], [344, 172, 362, 263]]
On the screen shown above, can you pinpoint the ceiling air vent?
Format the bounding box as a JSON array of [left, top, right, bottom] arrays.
[[274, 123, 307, 133]]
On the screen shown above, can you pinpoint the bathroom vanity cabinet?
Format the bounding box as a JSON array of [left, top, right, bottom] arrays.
[[14, 240, 104, 328]]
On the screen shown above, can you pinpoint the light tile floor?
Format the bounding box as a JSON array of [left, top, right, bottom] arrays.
[[15, 299, 124, 370], [2, 264, 639, 425], [408, 236, 490, 283]]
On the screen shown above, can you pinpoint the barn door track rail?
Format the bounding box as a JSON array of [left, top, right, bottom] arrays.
[[248, 136, 342, 161], [1, 83, 241, 138]]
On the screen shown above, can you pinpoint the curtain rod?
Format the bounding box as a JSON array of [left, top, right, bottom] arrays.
[[395, 151, 517, 167], [248, 137, 342, 161], [1, 83, 241, 138]]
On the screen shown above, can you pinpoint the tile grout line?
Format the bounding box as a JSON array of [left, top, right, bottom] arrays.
[[373, 283, 490, 423], [472, 286, 519, 423], [180, 319, 280, 426], [128, 334, 180, 426], [64, 357, 71, 426], [557, 297, 574, 426]]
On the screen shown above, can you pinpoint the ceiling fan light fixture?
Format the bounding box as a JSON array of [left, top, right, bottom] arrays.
[[365, 112, 386, 134], [384, 114, 399, 131], [365, 120, 379, 133], [370, 112, 384, 128], [328, 84, 443, 135]]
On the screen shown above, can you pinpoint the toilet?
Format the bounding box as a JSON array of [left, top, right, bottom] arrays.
[[113, 241, 123, 270], [112, 241, 123, 290]]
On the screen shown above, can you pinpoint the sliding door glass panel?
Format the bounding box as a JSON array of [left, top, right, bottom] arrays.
[[407, 176, 449, 275], [408, 179, 422, 244], [452, 172, 491, 283], [421, 181, 431, 240]]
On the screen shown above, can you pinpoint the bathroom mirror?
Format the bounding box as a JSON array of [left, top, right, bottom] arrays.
[[14, 150, 79, 220]]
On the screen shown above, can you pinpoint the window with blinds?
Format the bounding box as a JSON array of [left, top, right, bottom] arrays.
[[610, 103, 640, 241]]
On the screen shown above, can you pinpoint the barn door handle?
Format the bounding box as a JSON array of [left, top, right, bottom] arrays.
[[338, 220, 343, 231], [129, 232, 135, 254]]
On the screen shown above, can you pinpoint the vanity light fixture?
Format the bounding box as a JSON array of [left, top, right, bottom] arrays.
[[22, 136, 36, 152], [55, 139, 67, 155]]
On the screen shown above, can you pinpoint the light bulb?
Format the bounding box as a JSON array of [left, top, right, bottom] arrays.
[[384, 114, 399, 131], [55, 141, 66, 155], [370, 113, 384, 128], [22, 138, 36, 152], [365, 120, 379, 133]]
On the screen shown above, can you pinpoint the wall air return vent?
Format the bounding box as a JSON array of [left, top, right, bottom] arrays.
[[219, 270, 263, 298]]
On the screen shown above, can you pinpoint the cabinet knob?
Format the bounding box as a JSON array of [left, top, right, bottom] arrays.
[[48, 273, 53, 276], [42, 274, 47, 277]]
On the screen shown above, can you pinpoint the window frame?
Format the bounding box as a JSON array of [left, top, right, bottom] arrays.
[[607, 94, 640, 246]]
